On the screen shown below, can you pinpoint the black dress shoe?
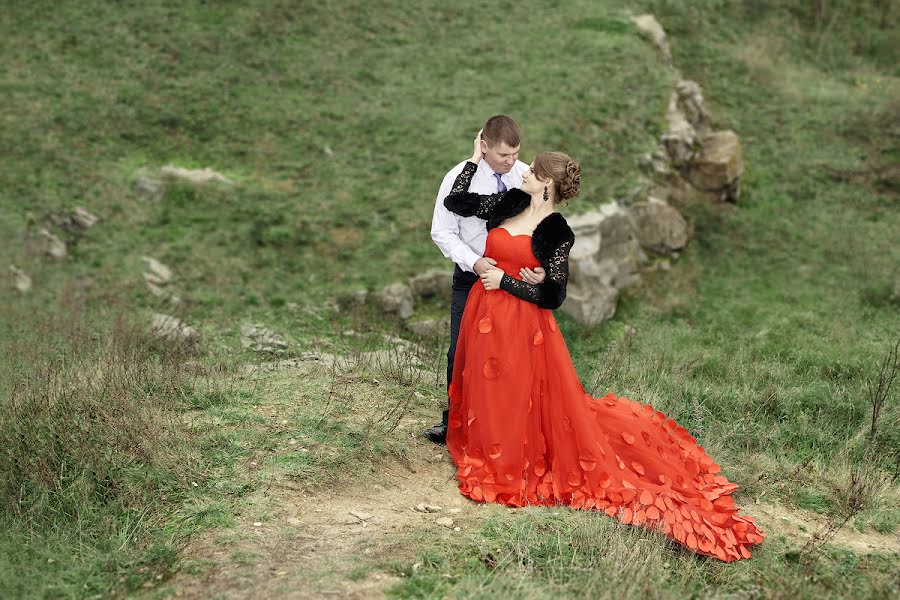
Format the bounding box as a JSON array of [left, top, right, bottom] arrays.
[[423, 423, 447, 444]]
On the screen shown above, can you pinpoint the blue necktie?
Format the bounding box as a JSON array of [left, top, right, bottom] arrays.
[[493, 172, 507, 193]]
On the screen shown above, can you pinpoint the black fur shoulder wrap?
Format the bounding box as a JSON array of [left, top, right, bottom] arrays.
[[442, 161, 574, 309]]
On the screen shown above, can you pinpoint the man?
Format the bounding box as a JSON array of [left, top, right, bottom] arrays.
[[425, 115, 545, 444]]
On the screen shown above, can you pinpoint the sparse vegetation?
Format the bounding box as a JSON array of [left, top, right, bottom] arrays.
[[1, 0, 898, 598]]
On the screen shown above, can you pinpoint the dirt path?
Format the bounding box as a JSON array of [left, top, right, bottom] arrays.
[[164, 440, 900, 599], [165, 439, 468, 599]]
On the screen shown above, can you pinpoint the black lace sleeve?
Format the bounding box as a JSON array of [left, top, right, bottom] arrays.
[[499, 238, 573, 309], [443, 161, 504, 219]]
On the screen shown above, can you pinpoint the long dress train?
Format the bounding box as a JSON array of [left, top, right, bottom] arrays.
[[446, 227, 764, 562]]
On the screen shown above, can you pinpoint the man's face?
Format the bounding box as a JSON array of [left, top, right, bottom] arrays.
[[481, 140, 520, 174]]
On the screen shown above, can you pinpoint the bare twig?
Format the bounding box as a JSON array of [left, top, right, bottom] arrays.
[[867, 337, 899, 442]]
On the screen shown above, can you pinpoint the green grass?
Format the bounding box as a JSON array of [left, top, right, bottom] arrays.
[[381, 506, 900, 599], [1, 0, 898, 597]]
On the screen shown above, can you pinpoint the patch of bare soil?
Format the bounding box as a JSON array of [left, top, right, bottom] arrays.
[[751, 501, 900, 556], [164, 441, 899, 599], [164, 438, 469, 599]]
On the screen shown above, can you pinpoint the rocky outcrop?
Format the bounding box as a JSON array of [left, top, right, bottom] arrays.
[[160, 165, 233, 185], [10, 265, 31, 293], [407, 318, 449, 338], [629, 198, 690, 255], [151, 313, 199, 346], [634, 15, 744, 204], [686, 130, 743, 202], [360, 268, 455, 326], [631, 14, 672, 66], [39, 228, 67, 261], [133, 165, 233, 202], [141, 256, 180, 304], [135, 176, 165, 201], [240, 324, 289, 354], [408, 270, 452, 298], [353, 14, 740, 330], [376, 283, 416, 320]]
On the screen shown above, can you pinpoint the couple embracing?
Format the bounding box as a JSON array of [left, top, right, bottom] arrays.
[[425, 115, 763, 562]]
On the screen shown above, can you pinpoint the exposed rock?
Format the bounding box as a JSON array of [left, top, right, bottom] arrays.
[[596, 203, 647, 273], [407, 319, 448, 338], [415, 504, 443, 513], [383, 334, 429, 357], [141, 256, 173, 285], [10, 265, 31, 293], [72, 207, 99, 229], [661, 80, 710, 169], [145, 280, 167, 297], [662, 110, 697, 168], [631, 14, 671, 66], [408, 269, 452, 298], [561, 206, 647, 326], [376, 283, 415, 319], [674, 80, 709, 134], [562, 285, 620, 326], [43, 206, 99, 232], [39, 228, 67, 260], [629, 198, 690, 255], [151, 313, 199, 345], [239, 353, 339, 377], [160, 165, 233, 185], [435, 517, 454, 528], [686, 130, 743, 199], [638, 150, 675, 182], [135, 176, 165, 201], [240, 324, 289, 353]]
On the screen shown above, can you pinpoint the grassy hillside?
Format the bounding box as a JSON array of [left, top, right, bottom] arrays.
[[1, 0, 898, 597]]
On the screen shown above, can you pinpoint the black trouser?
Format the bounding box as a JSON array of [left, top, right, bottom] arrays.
[[443, 265, 478, 427]]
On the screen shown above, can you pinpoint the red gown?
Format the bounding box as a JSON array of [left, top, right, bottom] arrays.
[[446, 227, 764, 562]]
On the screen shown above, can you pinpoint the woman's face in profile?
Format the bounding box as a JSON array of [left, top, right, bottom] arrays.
[[521, 163, 548, 195]]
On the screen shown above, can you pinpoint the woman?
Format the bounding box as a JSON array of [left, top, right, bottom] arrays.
[[443, 133, 764, 562]]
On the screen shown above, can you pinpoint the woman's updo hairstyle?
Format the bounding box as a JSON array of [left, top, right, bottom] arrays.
[[532, 151, 581, 203]]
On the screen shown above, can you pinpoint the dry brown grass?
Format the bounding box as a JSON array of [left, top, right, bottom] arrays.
[[0, 302, 199, 521]]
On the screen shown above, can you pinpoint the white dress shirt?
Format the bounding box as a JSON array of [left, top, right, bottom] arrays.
[[431, 159, 530, 273]]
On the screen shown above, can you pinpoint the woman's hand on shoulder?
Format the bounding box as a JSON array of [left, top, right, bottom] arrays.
[[470, 129, 484, 164], [480, 266, 504, 291]]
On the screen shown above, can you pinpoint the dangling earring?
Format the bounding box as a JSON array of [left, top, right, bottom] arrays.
[[543, 186, 549, 202]]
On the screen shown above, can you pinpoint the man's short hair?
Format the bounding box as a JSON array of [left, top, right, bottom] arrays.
[[482, 115, 520, 149]]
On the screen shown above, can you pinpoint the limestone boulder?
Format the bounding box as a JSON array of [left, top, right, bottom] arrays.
[[408, 269, 452, 298], [160, 165, 233, 185], [141, 256, 173, 285], [631, 14, 671, 65], [376, 283, 415, 319], [240, 324, 289, 353], [674, 80, 709, 134], [151, 313, 199, 345], [593, 203, 647, 278], [39, 228, 67, 260], [407, 319, 448, 338], [10, 265, 31, 293], [629, 198, 690, 255], [72, 207, 100, 229], [135, 176, 165, 201], [686, 130, 743, 196], [562, 286, 620, 326]]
